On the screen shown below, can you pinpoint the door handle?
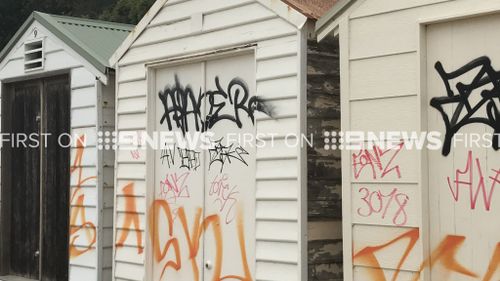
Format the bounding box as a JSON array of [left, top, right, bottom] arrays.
[[205, 260, 213, 270], [34, 250, 40, 258]]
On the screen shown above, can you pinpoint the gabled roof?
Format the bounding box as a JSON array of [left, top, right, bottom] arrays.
[[0, 11, 134, 74], [110, 0, 336, 66], [283, 0, 338, 19]]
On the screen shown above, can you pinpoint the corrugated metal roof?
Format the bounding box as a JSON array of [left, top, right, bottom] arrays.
[[0, 11, 134, 73], [282, 0, 338, 19]]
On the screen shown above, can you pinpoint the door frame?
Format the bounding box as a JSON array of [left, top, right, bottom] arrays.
[[141, 44, 257, 281], [0, 73, 71, 280], [416, 6, 500, 281]]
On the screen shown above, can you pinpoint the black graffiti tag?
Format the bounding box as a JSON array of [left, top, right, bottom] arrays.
[[209, 139, 249, 173], [158, 75, 272, 135], [160, 144, 201, 171], [431, 56, 500, 156]]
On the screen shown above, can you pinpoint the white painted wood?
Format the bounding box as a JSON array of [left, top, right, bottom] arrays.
[[71, 107, 97, 128], [72, 86, 97, 109], [350, 96, 419, 132], [117, 80, 147, 99], [328, 1, 500, 280], [350, 52, 418, 100], [256, 221, 298, 241], [117, 97, 147, 114], [351, 0, 452, 19], [256, 180, 298, 200], [339, 17, 354, 281], [256, 117, 298, 136], [120, 18, 296, 66], [353, 267, 419, 281], [256, 159, 298, 179], [150, 0, 250, 26], [112, 1, 306, 280], [256, 55, 297, 80], [257, 76, 298, 99], [117, 63, 146, 83], [352, 225, 423, 271], [116, 164, 146, 180], [256, 241, 298, 263], [117, 113, 146, 130], [425, 14, 500, 281], [256, 35, 297, 60], [255, 262, 298, 281]]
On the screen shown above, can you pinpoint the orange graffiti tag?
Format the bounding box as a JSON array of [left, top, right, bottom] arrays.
[[69, 135, 97, 258], [413, 236, 477, 280], [353, 229, 419, 281], [149, 199, 252, 281], [354, 230, 500, 281], [116, 182, 144, 254]]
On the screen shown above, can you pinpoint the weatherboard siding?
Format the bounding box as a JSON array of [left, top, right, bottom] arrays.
[[114, 1, 304, 281], [338, 0, 500, 280], [343, 1, 443, 279]]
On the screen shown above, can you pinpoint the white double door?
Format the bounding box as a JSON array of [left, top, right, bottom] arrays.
[[153, 53, 256, 281]]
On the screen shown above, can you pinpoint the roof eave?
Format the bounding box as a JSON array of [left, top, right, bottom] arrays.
[[316, 0, 357, 41]]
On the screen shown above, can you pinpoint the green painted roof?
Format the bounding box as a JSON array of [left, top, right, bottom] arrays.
[[0, 11, 134, 73]]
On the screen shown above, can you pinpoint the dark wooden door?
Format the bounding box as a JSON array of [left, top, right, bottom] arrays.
[[1, 75, 70, 281], [41, 76, 70, 281], [4, 80, 42, 279]]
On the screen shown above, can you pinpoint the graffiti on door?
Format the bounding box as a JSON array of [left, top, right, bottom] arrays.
[[431, 56, 500, 156], [149, 199, 252, 281], [352, 141, 404, 180], [447, 150, 500, 211], [209, 174, 240, 225], [353, 229, 500, 281], [158, 75, 272, 135], [208, 138, 249, 173]]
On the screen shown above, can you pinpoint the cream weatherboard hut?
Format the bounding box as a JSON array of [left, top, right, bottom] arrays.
[[109, 0, 343, 281], [0, 12, 132, 281], [317, 0, 500, 281]]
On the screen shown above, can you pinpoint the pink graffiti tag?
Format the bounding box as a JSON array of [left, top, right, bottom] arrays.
[[159, 172, 191, 204], [357, 187, 409, 226], [209, 174, 239, 224], [352, 141, 404, 180], [447, 151, 500, 211]]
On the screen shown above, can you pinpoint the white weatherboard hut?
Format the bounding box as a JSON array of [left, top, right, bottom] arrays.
[[317, 0, 500, 281], [0, 12, 132, 281], [109, 0, 342, 281]]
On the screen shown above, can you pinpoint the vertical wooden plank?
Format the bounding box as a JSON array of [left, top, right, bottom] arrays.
[[339, 16, 353, 281], [41, 75, 71, 281], [0, 83, 13, 276], [9, 80, 42, 279]]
